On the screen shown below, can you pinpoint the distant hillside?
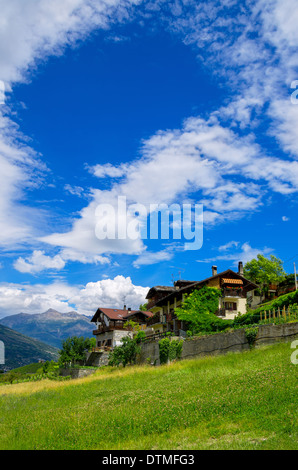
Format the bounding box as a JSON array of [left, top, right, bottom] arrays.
[[0, 324, 59, 370], [0, 309, 94, 349]]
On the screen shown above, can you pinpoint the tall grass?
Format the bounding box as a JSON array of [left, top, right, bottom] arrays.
[[0, 342, 297, 450]]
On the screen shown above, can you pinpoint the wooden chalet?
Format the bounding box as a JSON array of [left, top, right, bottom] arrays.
[[146, 262, 258, 334]]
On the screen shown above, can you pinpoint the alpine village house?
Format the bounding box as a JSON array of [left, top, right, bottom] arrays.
[[91, 262, 258, 349]]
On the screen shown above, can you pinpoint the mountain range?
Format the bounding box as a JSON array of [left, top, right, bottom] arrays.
[[0, 324, 59, 370], [0, 309, 94, 349]]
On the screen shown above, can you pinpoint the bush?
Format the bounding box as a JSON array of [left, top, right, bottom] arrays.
[[245, 327, 259, 347], [134, 331, 146, 343], [159, 338, 170, 365], [159, 338, 183, 364], [108, 336, 140, 367]]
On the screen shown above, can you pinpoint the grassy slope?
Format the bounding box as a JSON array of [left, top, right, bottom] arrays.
[[4, 362, 44, 375], [0, 342, 297, 450]]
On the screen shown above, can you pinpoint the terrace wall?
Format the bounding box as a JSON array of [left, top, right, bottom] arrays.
[[139, 322, 298, 365]]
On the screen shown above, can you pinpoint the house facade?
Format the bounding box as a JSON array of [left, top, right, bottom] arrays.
[[146, 262, 258, 333], [90, 307, 153, 349]]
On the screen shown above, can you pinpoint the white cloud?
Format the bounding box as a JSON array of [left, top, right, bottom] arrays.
[[159, 0, 298, 161], [197, 242, 273, 267], [13, 247, 111, 273], [14, 250, 66, 274], [218, 241, 239, 252], [41, 193, 145, 262], [64, 184, 85, 198], [90, 163, 129, 179], [0, 276, 149, 318], [0, 281, 78, 317], [70, 275, 149, 313], [133, 247, 175, 268], [40, 110, 298, 262], [0, 113, 47, 248], [1, 0, 298, 267], [0, 0, 141, 86], [0, 0, 141, 250], [282, 216, 290, 222]]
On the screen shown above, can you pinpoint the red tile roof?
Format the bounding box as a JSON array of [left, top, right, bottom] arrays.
[[91, 308, 153, 322]]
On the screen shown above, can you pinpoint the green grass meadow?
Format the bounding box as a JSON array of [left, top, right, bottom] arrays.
[[0, 342, 297, 450]]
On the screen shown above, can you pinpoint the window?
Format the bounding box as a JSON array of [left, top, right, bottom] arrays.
[[224, 302, 237, 311]]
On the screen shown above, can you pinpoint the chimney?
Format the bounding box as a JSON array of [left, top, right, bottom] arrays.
[[212, 265, 217, 277], [128, 307, 131, 312], [238, 261, 243, 275], [123, 305, 127, 311]]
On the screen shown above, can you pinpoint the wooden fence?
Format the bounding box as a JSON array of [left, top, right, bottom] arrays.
[[259, 305, 298, 323], [141, 330, 182, 343]]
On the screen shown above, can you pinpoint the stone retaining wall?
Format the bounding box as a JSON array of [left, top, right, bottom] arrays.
[[60, 367, 97, 379], [140, 322, 298, 365]]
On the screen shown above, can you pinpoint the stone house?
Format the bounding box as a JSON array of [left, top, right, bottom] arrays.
[[90, 306, 153, 349]]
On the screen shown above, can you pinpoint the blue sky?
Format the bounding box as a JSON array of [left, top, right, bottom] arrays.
[[0, 0, 298, 317]]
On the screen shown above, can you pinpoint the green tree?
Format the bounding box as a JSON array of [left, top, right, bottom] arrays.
[[139, 302, 148, 311], [59, 336, 94, 367], [5, 371, 21, 384], [175, 286, 226, 333], [243, 254, 286, 299], [42, 361, 50, 374], [108, 336, 140, 367], [124, 320, 141, 332]]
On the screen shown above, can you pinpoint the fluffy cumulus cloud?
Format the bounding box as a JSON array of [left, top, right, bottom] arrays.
[[0, 276, 149, 318], [40, 110, 298, 262], [13, 250, 66, 274], [70, 275, 149, 313]]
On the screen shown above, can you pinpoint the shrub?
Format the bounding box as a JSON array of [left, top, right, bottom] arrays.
[[159, 338, 170, 364], [134, 331, 146, 344], [159, 338, 183, 364], [108, 336, 140, 368], [245, 327, 259, 347]]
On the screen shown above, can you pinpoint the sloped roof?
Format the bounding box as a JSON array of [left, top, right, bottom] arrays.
[[146, 285, 176, 299], [91, 308, 153, 323]]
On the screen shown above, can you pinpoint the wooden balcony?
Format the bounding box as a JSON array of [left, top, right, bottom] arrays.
[[222, 288, 245, 298], [93, 324, 132, 335]]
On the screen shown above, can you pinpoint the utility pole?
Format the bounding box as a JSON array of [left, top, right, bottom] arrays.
[[294, 263, 297, 291]]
